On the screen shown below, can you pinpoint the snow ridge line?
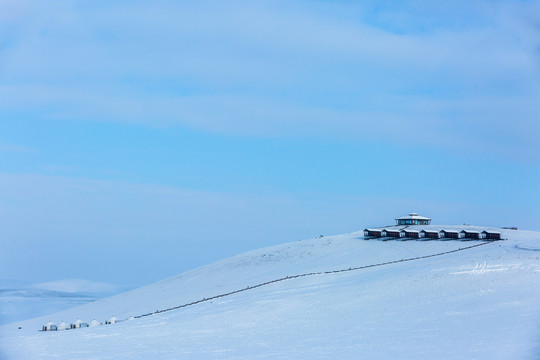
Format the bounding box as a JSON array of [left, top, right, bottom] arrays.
[[133, 241, 494, 319]]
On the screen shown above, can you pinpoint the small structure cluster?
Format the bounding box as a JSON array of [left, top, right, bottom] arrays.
[[364, 213, 502, 241], [363, 228, 501, 240], [41, 316, 120, 332]]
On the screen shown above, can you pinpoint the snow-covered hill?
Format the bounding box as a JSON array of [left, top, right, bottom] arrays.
[[1, 226, 539, 360]]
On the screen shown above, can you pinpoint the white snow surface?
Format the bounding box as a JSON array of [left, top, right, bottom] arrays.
[[1, 225, 539, 360]]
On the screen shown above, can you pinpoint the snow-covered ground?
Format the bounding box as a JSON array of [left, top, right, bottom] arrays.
[[1, 225, 539, 360]]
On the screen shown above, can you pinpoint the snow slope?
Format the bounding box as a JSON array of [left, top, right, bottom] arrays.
[[1, 226, 539, 360]]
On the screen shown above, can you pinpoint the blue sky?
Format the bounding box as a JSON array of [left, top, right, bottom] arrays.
[[1, 0, 539, 288]]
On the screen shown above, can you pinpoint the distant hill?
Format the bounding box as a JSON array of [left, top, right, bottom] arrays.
[[0, 279, 122, 325]]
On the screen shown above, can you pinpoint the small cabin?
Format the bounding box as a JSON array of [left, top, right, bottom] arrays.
[[441, 230, 463, 239], [460, 230, 486, 239], [42, 321, 57, 331], [70, 319, 89, 329], [89, 319, 101, 327], [482, 231, 501, 240], [57, 321, 69, 331], [105, 316, 117, 325], [383, 229, 401, 238], [423, 230, 443, 239], [403, 229, 420, 238], [364, 229, 382, 238], [395, 213, 432, 226]]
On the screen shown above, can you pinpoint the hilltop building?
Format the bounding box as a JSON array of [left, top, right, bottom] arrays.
[[395, 213, 431, 226]]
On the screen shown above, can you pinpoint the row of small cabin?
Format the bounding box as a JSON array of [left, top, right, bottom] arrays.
[[41, 317, 120, 331], [364, 228, 501, 240]]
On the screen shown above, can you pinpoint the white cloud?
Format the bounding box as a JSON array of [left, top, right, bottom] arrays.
[[0, 0, 539, 162]]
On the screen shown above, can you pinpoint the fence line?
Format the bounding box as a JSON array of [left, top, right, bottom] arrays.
[[133, 241, 494, 319]]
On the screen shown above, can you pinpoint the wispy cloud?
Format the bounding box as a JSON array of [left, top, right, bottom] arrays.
[[0, 141, 36, 154], [0, 0, 539, 162]]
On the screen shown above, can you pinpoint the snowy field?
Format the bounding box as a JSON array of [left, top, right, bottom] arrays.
[[1, 225, 539, 360]]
